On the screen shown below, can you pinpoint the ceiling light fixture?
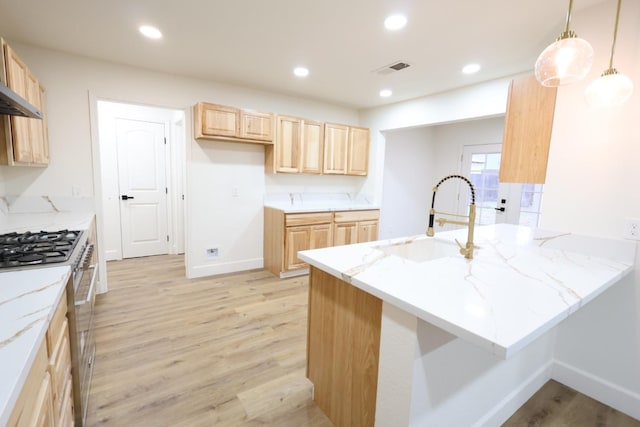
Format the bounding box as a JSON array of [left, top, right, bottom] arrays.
[[584, 0, 633, 107], [384, 14, 407, 31], [462, 64, 481, 74], [534, 0, 593, 87], [293, 67, 309, 77], [379, 89, 392, 98], [139, 25, 163, 40]]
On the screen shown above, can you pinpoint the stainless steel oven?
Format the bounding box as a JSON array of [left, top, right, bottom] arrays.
[[73, 240, 97, 425], [65, 228, 98, 427]]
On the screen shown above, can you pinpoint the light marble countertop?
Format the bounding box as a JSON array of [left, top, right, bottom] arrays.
[[264, 192, 378, 213], [0, 266, 71, 426], [0, 210, 95, 234], [299, 224, 636, 359], [264, 201, 380, 213]]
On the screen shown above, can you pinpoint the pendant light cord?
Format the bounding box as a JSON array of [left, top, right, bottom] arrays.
[[608, 0, 623, 70], [564, 0, 574, 33]]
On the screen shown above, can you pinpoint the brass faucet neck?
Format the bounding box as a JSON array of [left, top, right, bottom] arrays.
[[426, 175, 477, 260]]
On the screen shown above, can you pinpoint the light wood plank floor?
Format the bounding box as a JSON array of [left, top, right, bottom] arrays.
[[86, 255, 333, 426], [86, 255, 639, 426]]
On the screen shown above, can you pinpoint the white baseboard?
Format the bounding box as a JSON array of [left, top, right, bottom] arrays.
[[187, 258, 263, 278], [474, 359, 640, 425], [552, 360, 640, 420], [474, 361, 553, 427]]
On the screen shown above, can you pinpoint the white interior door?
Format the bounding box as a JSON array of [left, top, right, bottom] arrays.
[[459, 144, 544, 227], [116, 118, 169, 258]]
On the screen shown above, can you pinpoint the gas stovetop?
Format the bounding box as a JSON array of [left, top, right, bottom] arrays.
[[0, 230, 83, 268]]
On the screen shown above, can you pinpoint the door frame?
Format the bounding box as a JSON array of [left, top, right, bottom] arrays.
[[90, 96, 187, 292]]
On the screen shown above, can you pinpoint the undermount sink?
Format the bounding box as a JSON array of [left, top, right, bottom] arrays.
[[377, 238, 462, 263]]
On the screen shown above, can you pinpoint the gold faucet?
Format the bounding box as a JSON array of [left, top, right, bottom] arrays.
[[426, 174, 477, 259]]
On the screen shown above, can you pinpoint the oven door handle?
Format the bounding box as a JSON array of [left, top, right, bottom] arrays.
[[76, 265, 98, 306]]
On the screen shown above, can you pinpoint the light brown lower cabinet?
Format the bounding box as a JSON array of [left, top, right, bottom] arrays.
[[264, 207, 379, 277], [307, 266, 382, 427], [333, 210, 380, 246], [8, 290, 74, 427], [285, 223, 333, 271]]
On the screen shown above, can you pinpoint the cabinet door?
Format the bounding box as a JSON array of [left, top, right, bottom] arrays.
[[285, 226, 310, 271], [275, 116, 302, 173], [347, 127, 369, 176], [357, 220, 378, 243], [333, 222, 357, 246], [201, 104, 239, 137], [499, 75, 557, 184], [310, 224, 332, 250], [241, 110, 273, 141], [5, 43, 32, 164], [301, 120, 324, 174], [27, 71, 47, 165], [323, 123, 348, 174], [30, 371, 55, 427]]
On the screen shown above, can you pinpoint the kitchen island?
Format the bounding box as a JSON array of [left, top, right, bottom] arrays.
[[299, 224, 636, 426]]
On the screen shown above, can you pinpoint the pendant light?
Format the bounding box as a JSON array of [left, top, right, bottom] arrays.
[[584, 0, 633, 107], [535, 0, 594, 87]]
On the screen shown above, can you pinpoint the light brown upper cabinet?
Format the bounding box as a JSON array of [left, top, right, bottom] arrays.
[[0, 39, 49, 166], [499, 75, 557, 184], [323, 123, 370, 176], [194, 102, 274, 144], [265, 115, 324, 174]]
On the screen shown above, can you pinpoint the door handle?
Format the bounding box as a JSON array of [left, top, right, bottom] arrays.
[[494, 207, 505, 212], [121, 195, 135, 200]]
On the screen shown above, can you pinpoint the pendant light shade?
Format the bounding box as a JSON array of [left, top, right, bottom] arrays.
[[585, 71, 633, 107], [535, 0, 594, 87], [585, 0, 633, 107]]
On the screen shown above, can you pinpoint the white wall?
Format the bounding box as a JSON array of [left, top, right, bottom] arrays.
[[540, 0, 640, 416], [0, 44, 361, 279], [379, 117, 505, 240], [379, 127, 435, 239], [359, 0, 640, 420]]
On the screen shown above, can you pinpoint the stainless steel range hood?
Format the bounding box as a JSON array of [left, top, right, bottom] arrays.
[[0, 82, 42, 119]]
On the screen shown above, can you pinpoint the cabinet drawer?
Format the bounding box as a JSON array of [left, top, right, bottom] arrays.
[[285, 212, 333, 227], [334, 210, 379, 223], [46, 290, 67, 355]]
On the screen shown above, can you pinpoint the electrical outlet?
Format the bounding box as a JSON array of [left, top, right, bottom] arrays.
[[206, 247, 219, 259], [623, 218, 640, 241]]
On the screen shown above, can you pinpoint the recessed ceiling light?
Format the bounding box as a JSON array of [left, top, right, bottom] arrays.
[[139, 25, 162, 39], [384, 14, 407, 31], [379, 89, 393, 98], [293, 67, 309, 77], [462, 63, 481, 74]]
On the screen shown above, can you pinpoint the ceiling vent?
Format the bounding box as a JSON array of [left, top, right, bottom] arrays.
[[374, 61, 411, 75]]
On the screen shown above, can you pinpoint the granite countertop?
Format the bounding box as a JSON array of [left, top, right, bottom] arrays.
[[298, 224, 636, 359], [0, 266, 71, 426]]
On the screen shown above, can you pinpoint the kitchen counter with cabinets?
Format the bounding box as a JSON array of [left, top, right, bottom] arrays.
[[0, 266, 71, 426], [299, 224, 636, 426], [0, 207, 97, 425]]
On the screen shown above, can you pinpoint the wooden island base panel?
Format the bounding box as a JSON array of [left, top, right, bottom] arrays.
[[306, 266, 382, 427]]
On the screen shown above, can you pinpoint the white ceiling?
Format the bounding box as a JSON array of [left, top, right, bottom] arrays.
[[0, 0, 607, 109]]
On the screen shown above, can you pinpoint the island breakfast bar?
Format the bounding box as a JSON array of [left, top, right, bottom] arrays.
[[299, 224, 635, 426]]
